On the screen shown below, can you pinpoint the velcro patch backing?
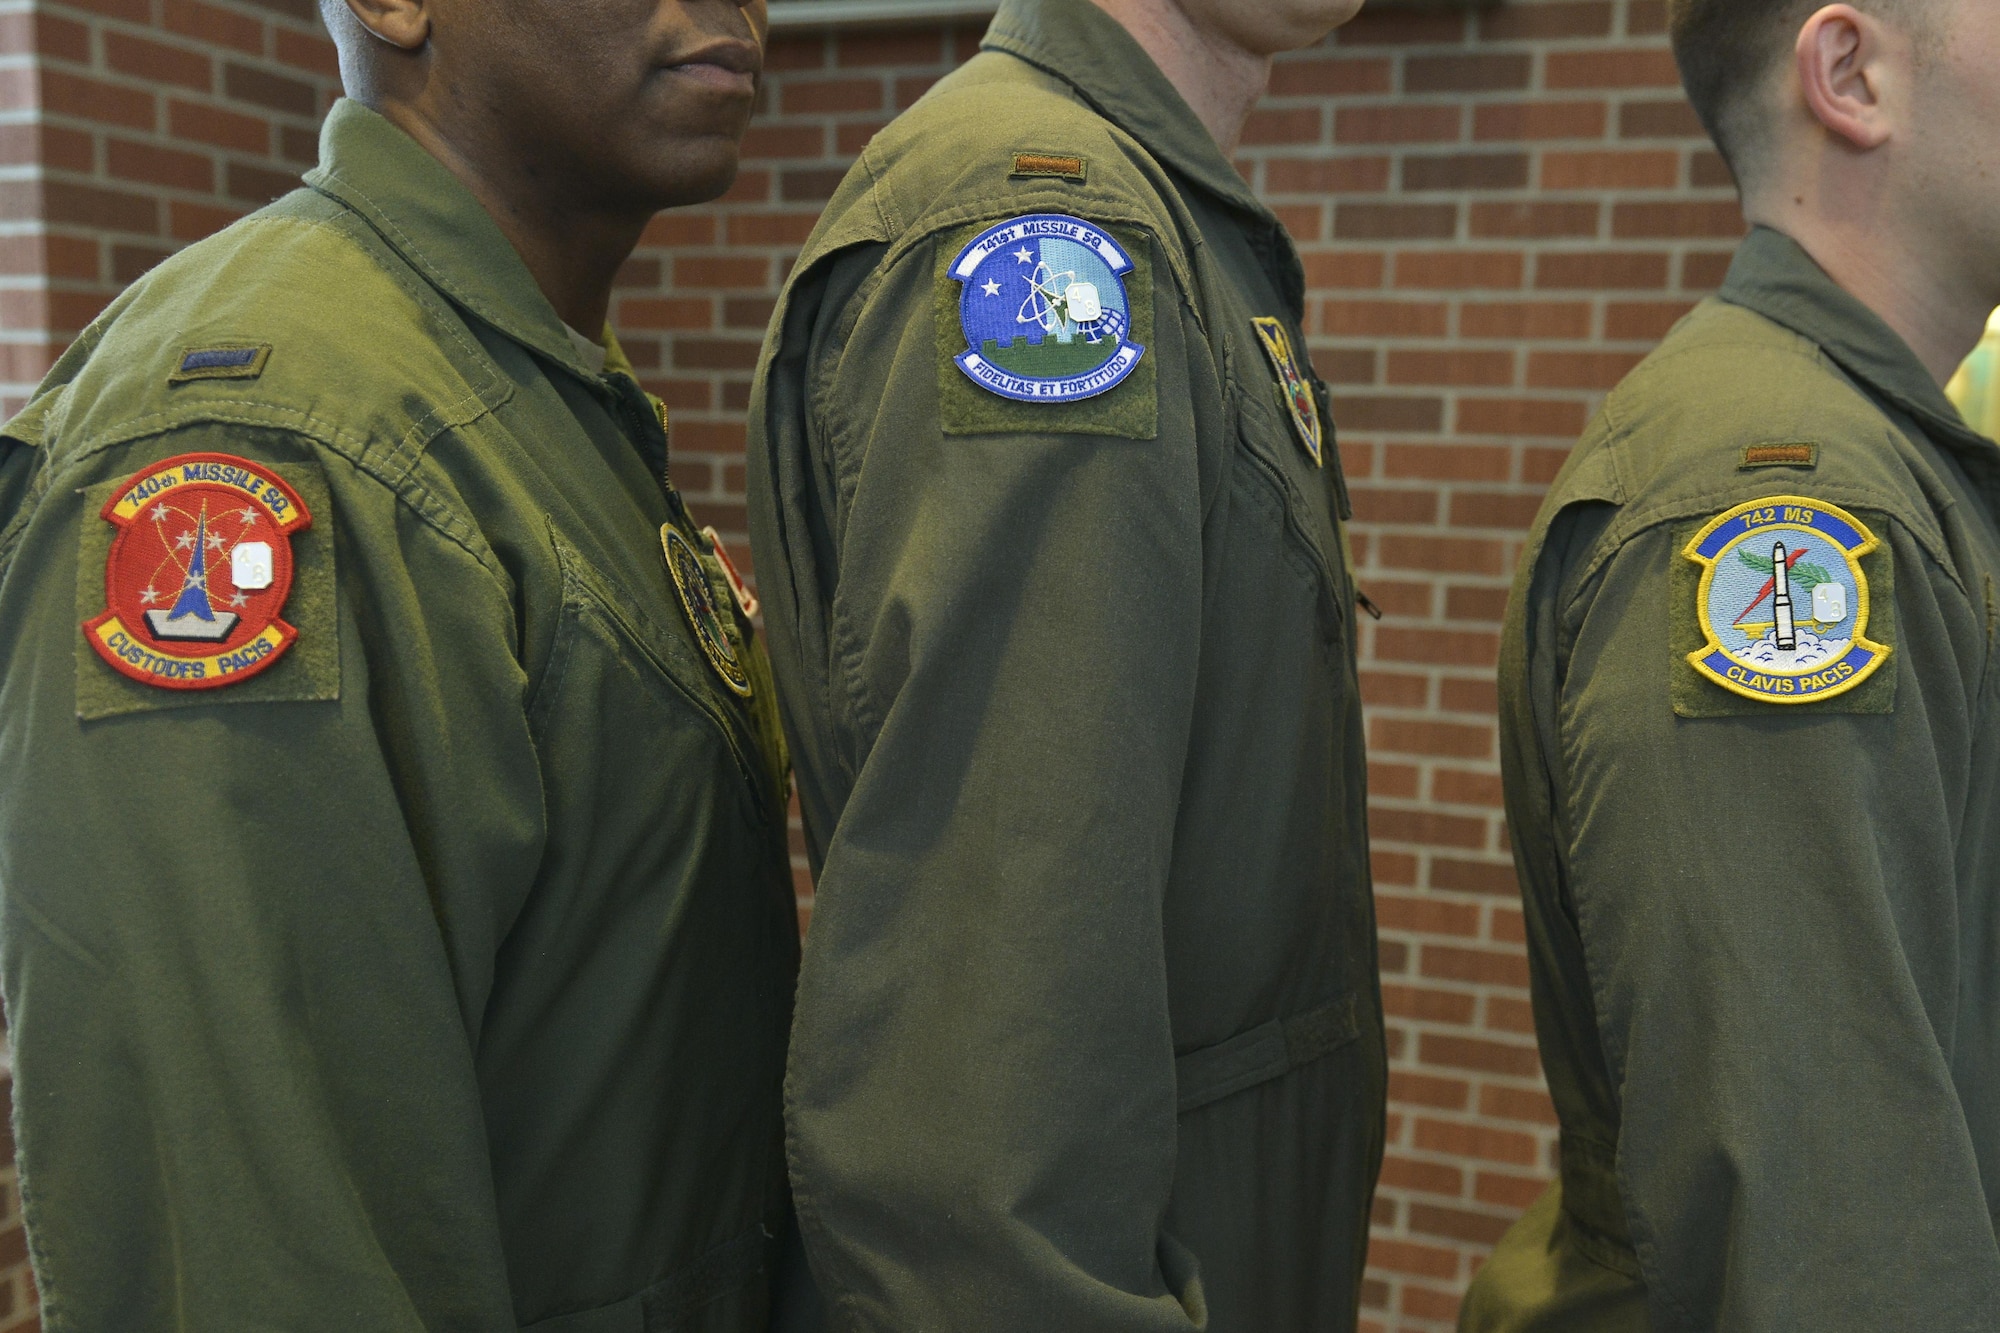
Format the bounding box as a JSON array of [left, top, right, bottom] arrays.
[[170, 344, 272, 384], [935, 219, 1157, 440]]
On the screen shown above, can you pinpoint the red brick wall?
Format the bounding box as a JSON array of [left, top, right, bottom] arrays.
[[0, 0, 339, 413], [0, 2, 1743, 1329]]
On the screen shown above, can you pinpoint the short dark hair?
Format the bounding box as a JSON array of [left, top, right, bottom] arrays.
[[1668, 0, 1924, 177]]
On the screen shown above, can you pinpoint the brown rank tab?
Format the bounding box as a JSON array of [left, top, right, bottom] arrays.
[[1012, 153, 1087, 183], [1739, 441, 1819, 470]]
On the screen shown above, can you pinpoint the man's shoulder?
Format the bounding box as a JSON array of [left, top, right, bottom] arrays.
[[1549, 297, 1927, 534], [872, 52, 1137, 170], [799, 51, 1194, 270], [15, 190, 506, 482]]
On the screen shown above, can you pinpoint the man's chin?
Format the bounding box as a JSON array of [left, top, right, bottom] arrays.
[[637, 141, 745, 211]]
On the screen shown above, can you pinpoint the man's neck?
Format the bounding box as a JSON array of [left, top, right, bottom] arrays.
[[1087, 0, 1271, 155], [1749, 186, 1994, 388], [370, 97, 644, 336]]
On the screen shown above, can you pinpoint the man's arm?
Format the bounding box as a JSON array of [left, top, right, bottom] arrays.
[[0, 434, 540, 1331], [1552, 514, 2000, 1330], [782, 230, 1214, 1332]]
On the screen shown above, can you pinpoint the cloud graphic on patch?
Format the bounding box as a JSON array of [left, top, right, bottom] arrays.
[[1739, 629, 1848, 669]]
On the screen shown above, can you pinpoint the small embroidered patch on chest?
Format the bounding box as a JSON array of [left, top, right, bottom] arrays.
[[663, 524, 752, 698], [1683, 496, 1890, 704], [1251, 317, 1323, 467], [170, 345, 271, 384]]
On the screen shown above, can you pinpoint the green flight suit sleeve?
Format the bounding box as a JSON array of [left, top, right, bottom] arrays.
[[1541, 507, 2000, 1330], [783, 230, 1212, 1331], [0, 430, 541, 1331]]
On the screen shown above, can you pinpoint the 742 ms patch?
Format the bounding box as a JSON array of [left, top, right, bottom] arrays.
[[84, 452, 310, 690], [1682, 495, 1891, 705]]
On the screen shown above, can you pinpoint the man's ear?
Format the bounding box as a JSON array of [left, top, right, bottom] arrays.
[[1796, 4, 1896, 150], [335, 0, 430, 52]]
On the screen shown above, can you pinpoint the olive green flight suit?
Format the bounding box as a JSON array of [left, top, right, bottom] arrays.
[[1462, 226, 2000, 1331], [0, 100, 800, 1331], [745, 0, 1386, 1328]]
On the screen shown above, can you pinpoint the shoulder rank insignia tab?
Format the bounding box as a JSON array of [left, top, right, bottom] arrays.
[[169, 344, 271, 384], [84, 452, 310, 690], [949, 214, 1145, 404], [1012, 154, 1087, 183], [1683, 496, 1890, 703], [1740, 441, 1819, 470], [1252, 316, 1323, 467], [663, 524, 752, 697]]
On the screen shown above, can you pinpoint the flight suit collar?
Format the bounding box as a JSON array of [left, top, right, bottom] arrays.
[[305, 98, 600, 383], [1719, 225, 1992, 455], [980, 0, 1270, 225]]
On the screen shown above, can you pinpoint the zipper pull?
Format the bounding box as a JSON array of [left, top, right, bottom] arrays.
[[1356, 589, 1383, 621]]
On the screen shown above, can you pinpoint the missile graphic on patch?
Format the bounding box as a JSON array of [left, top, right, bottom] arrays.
[[1771, 539, 1797, 651]]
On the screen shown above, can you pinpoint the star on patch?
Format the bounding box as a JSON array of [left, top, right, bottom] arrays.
[[981, 279, 1001, 296]]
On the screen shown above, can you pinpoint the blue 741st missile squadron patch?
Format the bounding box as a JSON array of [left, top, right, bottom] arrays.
[[948, 213, 1145, 404]]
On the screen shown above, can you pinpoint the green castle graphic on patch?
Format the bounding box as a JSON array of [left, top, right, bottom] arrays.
[[979, 335, 1121, 379]]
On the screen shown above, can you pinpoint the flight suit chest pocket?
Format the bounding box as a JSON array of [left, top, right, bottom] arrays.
[[1227, 369, 1350, 651], [529, 529, 770, 821]]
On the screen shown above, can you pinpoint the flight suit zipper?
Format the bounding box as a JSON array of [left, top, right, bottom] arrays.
[[611, 376, 793, 817]]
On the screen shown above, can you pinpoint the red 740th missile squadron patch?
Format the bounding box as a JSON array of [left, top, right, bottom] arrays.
[[84, 452, 311, 690]]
